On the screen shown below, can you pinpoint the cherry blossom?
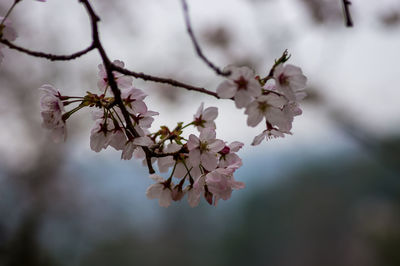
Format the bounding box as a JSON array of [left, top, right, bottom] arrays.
[[273, 64, 307, 102], [193, 102, 218, 131], [251, 128, 286, 146], [245, 94, 288, 127], [146, 174, 173, 207], [206, 166, 245, 205], [187, 128, 225, 172], [218, 141, 244, 168], [90, 118, 113, 152], [97, 60, 133, 92], [217, 66, 262, 108], [39, 84, 66, 143], [122, 87, 148, 114]]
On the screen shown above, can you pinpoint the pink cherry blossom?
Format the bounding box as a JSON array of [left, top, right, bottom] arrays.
[[245, 94, 287, 127], [90, 119, 113, 152], [39, 84, 66, 143], [206, 167, 245, 206], [146, 174, 173, 207], [251, 128, 286, 146], [187, 128, 225, 172], [97, 60, 133, 92], [108, 128, 127, 151], [136, 110, 159, 129], [193, 102, 218, 131], [121, 134, 153, 160], [122, 87, 148, 114], [217, 66, 262, 108], [273, 64, 307, 102], [184, 185, 201, 207], [218, 141, 244, 168]]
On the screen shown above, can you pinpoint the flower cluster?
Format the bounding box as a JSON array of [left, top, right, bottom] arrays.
[[4, 0, 307, 209], [90, 60, 157, 160], [38, 59, 246, 207], [217, 58, 307, 145], [146, 127, 245, 208]]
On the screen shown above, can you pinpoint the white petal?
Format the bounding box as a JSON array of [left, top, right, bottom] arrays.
[[247, 109, 263, 127], [149, 174, 164, 182], [202, 107, 218, 121], [133, 136, 153, 147], [146, 183, 163, 199], [201, 152, 218, 171], [234, 90, 252, 108], [216, 81, 236, 99], [187, 134, 200, 150], [208, 139, 225, 153], [199, 128, 216, 141], [159, 189, 172, 207], [229, 141, 244, 152], [251, 131, 267, 146], [188, 149, 201, 167]]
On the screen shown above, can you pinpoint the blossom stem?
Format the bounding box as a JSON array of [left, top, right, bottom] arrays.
[[111, 107, 129, 135], [62, 104, 86, 121], [182, 160, 194, 184], [168, 161, 178, 179], [62, 99, 84, 106], [0, 0, 20, 28]]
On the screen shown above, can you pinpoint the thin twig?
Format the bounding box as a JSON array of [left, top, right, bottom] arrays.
[[180, 0, 230, 76], [0, 39, 95, 61], [342, 0, 353, 27], [111, 64, 220, 99]]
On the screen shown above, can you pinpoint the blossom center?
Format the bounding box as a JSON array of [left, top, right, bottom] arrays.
[[278, 73, 289, 86], [199, 141, 209, 153], [234, 76, 248, 90], [257, 101, 270, 113]]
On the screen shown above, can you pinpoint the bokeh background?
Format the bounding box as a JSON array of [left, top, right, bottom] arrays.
[[1, 0, 400, 265]]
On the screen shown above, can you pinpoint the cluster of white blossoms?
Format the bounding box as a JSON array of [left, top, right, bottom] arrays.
[[1, 2, 306, 208], [38, 59, 247, 207], [217, 61, 307, 145]]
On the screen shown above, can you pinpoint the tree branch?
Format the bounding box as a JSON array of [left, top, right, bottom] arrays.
[[180, 0, 230, 76], [342, 0, 353, 27], [111, 64, 220, 99], [0, 39, 95, 61], [79, 0, 156, 174]]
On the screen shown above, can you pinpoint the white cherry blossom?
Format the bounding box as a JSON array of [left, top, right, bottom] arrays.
[[146, 174, 173, 207], [245, 94, 287, 127], [39, 84, 66, 143], [193, 102, 218, 131], [187, 128, 225, 172], [217, 66, 262, 108], [218, 141, 244, 168], [251, 128, 286, 146], [273, 64, 307, 102], [97, 60, 133, 92]]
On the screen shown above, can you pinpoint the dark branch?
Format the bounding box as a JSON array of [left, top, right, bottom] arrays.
[[112, 64, 220, 99], [79, 0, 156, 174], [0, 39, 95, 61], [180, 0, 230, 76], [342, 0, 353, 27]]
